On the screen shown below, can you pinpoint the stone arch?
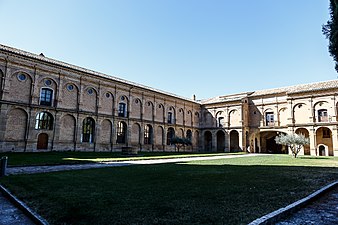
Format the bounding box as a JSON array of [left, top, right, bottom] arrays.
[[9, 71, 32, 104], [144, 124, 153, 145], [100, 119, 112, 144], [230, 130, 240, 152], [186, 110, 193, 127], [5, 108, 27, 141], [131, 123, 141, 146], [204, 111, 213, 127], [194, 112, 200, 126], [60, 114, 76, 142], [167, 106, 175, 124], [216, 111, 225, 127], [156, 126, 164, 146], [155, 103, 165, 122], [315, 127, 333, 156], [194, 130, 200, 149], [83, 87, 97, 112], [293, 103, 308, 124], [144, 101, 154, 121], [100, 91, 114, 115], [82, 117, 95, 143], [314, 101, 329, 123], [278, 107, 288, 126], [204, 131, 212, 151], [116, 121, 127, 144], [167, 127, 175, 145], [229, 109, 240, 127], [216, 130, 225, 152], [295, 128, 310, 155], [61, 82, 79, 110], [131, 98, 142, 119], [176, 108, 184, 125]]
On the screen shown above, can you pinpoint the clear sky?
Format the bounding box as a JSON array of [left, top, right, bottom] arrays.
[[0, 0, 335, 100]]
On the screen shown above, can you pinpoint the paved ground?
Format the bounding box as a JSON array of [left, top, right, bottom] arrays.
[[276, 186, 338, 225], [0, 193, 35, 225]]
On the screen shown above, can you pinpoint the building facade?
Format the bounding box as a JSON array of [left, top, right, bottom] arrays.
[[0, 44, 337, 156]]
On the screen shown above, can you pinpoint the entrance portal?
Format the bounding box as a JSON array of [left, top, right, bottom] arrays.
[[260, 131, 285, 154], [37, 133, 48, 150]]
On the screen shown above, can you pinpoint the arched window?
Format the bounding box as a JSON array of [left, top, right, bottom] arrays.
[[144, 124, 153, 145], [82, 117, 95, 143], [118, 103, 127, 117], [167, 127, 175, 145], [186, 130, 192, 141], [40, 88, 53, 106], [117, 121, 127, 144], [35, 112, 53, 130]]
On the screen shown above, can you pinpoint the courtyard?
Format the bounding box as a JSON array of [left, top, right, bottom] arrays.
[[0, 153, 337, 224]]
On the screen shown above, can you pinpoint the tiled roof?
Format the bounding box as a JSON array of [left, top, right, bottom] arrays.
[[0, 44, 197, 103]]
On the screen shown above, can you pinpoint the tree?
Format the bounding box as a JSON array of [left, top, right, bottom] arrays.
[[171, 136, 192, 152], [275, 133, 309, 158], [323, 0, 338, 72]]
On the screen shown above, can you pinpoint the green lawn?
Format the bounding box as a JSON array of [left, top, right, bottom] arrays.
[[0, 155, 337, 225], [0, 151, 240, 167]]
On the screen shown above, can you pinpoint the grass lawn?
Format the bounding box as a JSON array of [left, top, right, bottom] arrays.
[[0, 155, 337, 225], [0, 151, 240, 167]]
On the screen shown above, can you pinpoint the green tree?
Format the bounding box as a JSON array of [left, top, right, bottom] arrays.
[[275, 133, 310, 158], [171, 136, 192, 152], [323, 0, 338, 72]]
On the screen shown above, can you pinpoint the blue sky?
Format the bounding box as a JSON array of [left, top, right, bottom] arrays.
[[0, 0, 335, 100]]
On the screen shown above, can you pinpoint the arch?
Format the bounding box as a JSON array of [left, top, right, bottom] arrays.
[[176, 108, 184, 125], [179, 128, 184, 137], [167, 106, 175, 124], [100, 119, 112, 143], [60, 114, 76, 142], [9, 71, 32, 104], [156, 126, 164, 146], [35, 112, 54, 130], [61, 83, 79, 109], [194, 130, 200, 149], [37, 133, 48, 150], [229, 109, 240, 127], [82, 117, 95, 143], [0, 69, 3, 93], [131, 98, 142, 119], [186, 110, 193, 126], [216, 130, 225, 152], [155, 103, 165, 122], [204, 131, 212, 151], [166, 127, 175, 145], [83, 87, 97, 112], [186, 129, 192, 141], [116, 121, 127, 144], [100, 91, 114, 115], [194, 112, 200, 126], [295, 128, 310, 155], [260, 131, 286, 154], [131, 123, 141, 145], [293, 103, 308, 124], [204, 111, 213, 127], [318, 145, 327, 156], [278, 107, 288, 126], [144, 101, 154, 121], [230, 130, 240, 152], [316, 127, 333, 156], [144, 124, 153, 145], [5, 108, 27, 141]]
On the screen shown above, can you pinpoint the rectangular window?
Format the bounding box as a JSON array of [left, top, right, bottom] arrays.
[[265, 112, 274, 126], [168, 112, 172, 124], [40, 88, 53, 106], [318, 109, 328, 122], [118, 103, 126, 117]]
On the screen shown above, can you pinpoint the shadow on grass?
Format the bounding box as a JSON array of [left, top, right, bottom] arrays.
[[0, 159, 337, 225]]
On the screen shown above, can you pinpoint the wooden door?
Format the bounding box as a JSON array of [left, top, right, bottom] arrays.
[[37, 133, 48, 150]]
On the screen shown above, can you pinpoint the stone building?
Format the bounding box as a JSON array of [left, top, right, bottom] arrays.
[[0, 44, 337, 156]]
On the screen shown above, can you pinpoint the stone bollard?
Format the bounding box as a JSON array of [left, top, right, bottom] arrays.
[[0, 156, 8, 177]]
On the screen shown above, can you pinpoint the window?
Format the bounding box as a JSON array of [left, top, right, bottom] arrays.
[[265, 112, 274, 126], [167, 128, 175, 145], [87, 88, 94, 95], [144, 125, 153, 145], [35, 112, 53, 130], [318, 109, 328, 122], [44, 79, 52, 86], [323, 128, 330, 138], [82, 118, 95, 143], [40, 88, 53, 106], [118, 103, 127, 117], [168, 112, 173, 124], [218, 117, 224, 127], [17, 73, 27, 81], [117, 121, 127, 144], [67, 84, 74, 91]]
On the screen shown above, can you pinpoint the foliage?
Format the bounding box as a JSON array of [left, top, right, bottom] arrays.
[[275, 133, 310, 158], [170, 136, 192, 152], [323, 0, 338, 72]]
